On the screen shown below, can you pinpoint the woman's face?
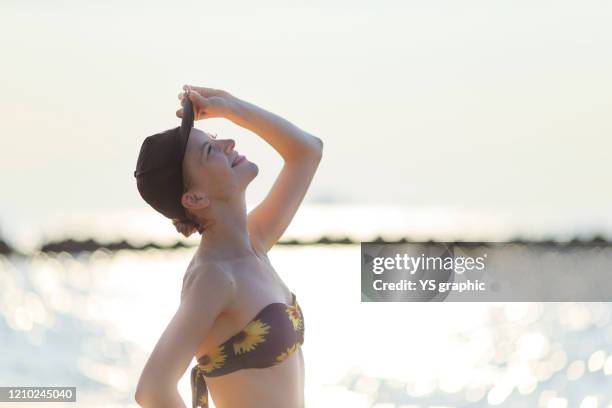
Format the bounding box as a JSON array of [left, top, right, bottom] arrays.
[[183, 128, 258, 200]]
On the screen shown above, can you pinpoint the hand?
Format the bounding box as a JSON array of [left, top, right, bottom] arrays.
[[176, 85, 234, 121]]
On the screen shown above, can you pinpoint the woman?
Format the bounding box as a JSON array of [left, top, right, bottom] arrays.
[[133, 85, 323, 408]]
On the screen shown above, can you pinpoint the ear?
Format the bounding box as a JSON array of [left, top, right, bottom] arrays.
[[181, 190, 210, 211]]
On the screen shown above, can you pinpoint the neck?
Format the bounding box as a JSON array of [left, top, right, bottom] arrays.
[[196, 193, 257, 260]]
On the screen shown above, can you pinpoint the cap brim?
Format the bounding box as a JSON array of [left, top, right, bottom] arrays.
[[179, 97, 195, 156]]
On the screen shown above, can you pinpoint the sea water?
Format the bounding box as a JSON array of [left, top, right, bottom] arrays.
[[1, 245, 612, 407]]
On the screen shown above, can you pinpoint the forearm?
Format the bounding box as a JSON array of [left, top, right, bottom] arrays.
[[226, 96, 322, 163]]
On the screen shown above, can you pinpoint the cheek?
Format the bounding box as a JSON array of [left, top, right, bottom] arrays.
[[209, 163, 239, 191]]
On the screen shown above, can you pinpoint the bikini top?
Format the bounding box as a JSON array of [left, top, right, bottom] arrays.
[[190, 291, 305, 408]]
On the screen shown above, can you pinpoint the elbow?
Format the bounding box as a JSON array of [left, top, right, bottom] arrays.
[[135, 386, 154, 407], [134, 388, 146, 406], [134, 387, 164, 407], [310, 136, 323, 161], [135, 387, 180, 408], [135, 380, 164, 407], [288, 135, 323, 163], [315, 136, 323, 155], [134, 374, 149, 406]]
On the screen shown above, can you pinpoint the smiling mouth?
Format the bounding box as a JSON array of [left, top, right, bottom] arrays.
[[232, 155, 245, 167]]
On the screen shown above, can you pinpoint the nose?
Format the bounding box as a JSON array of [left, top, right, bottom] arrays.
[[222, 139, 235, 153]]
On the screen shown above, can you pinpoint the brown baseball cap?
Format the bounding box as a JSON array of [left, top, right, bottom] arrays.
[[133, 98, 195, 220]]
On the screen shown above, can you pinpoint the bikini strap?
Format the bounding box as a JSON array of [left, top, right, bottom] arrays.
[[191, 364, 209, 408]]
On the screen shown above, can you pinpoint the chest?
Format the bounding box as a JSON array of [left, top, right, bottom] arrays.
[[188, 257, 293, 355]]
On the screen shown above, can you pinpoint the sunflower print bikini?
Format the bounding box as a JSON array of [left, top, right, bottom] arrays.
[[190, 291, 305, 408]]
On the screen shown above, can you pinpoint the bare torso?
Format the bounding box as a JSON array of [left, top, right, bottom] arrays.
[[181, 244, 305, 408]]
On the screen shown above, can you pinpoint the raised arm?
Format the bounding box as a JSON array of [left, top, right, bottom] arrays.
[[228, 96, 323, 252], [178, 85, 324, 253], [134, 263, 235, 407]]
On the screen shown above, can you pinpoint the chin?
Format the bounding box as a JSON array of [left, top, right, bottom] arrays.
[[246, 161, 259, 178], [236, 161, 258, 186]]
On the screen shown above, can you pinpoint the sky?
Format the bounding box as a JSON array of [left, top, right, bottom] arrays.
[[1, 0, 611, 242]]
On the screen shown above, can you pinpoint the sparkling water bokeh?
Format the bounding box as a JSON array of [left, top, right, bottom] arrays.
[[1, 244, 611, 407]]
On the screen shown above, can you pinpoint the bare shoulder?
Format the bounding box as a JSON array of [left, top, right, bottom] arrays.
[[180, 261, 237, 309]]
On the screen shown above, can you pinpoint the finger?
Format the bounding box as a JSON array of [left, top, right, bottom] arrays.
[[186, 85, 225, 98], [188, 90, 208, 108], [186, 91, 204, 119], [176, 108, 183, 118]]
